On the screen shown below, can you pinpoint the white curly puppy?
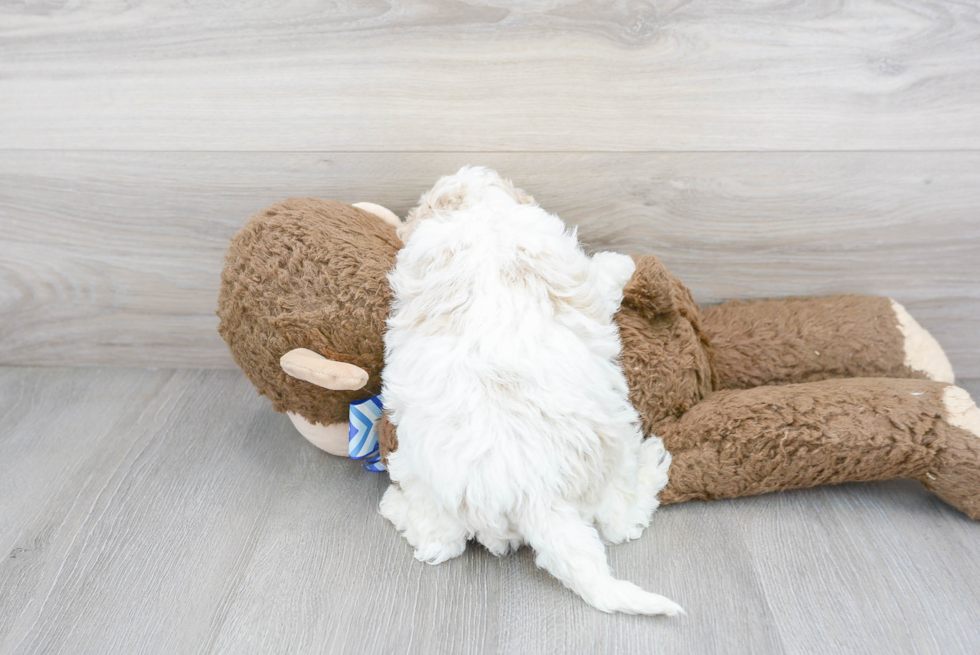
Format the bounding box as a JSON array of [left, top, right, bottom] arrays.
[[380, 167, 680, 616]]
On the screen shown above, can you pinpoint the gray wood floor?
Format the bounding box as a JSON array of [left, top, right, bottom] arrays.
[[2, 367, 979, 655]]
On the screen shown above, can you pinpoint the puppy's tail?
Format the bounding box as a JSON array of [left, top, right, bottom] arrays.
[[520, 506, 683, 616]]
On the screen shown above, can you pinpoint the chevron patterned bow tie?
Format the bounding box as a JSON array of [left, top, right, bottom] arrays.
[[349, 395, 386, 472]]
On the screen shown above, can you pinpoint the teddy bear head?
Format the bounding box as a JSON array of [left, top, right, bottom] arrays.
[[217, 197, 402, 454]]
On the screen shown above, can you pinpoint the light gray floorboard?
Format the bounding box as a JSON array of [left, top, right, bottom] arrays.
[[1, 369, 978, 655], [0, 368, 300, 654], [2, 1, 979, 151], [2, 151, 978, 375]]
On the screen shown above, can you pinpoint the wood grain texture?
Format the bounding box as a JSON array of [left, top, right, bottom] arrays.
[[1, 1, 979, 151], [2, 151, 978, 374], [3, 2, 977, 651], [1, 368, 979, 655]]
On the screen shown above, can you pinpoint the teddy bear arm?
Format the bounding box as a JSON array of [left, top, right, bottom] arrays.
[[700, 295, 954, 390], [621, 254, 679, 319], [378, 411, 399, 465], [654, 377, 980, 520]]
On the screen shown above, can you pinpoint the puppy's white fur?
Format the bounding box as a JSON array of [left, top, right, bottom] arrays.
[[380, 167, 679, 616]]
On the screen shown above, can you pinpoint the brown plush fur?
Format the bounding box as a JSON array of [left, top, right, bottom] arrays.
[[218, 199, 980, 520], [702, 295, 922, 389], [217, 199, 400, 427], [656, 378, 975, 513], [617, 255, 716, 431]]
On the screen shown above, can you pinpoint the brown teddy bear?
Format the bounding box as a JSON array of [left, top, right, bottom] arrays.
[[217, 196, 980, 520]]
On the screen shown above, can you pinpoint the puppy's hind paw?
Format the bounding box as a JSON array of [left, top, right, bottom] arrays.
[[379, 484, 410, 532], [414, 539, 467, 565], [478, 534, 523, 557], [598, 514, 648, 545]]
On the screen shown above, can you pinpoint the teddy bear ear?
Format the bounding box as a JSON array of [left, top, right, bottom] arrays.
[[352, 202, 402, 229], [279, 348, 369, 391]]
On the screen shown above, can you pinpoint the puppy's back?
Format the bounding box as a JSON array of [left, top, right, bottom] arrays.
[[384, 194, 633, 509]]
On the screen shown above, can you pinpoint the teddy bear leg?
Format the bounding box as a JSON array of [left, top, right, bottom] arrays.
[[701, 295, 954, 389], [890, 299, 955, 383], [655, 378, 978, 520], [920, 386, 980, 520]]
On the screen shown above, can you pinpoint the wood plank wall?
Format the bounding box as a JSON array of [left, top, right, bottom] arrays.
[[1, 2, 978, 374]]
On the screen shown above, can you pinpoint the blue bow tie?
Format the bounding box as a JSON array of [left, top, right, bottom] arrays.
[[349, 395, 386, 472]]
